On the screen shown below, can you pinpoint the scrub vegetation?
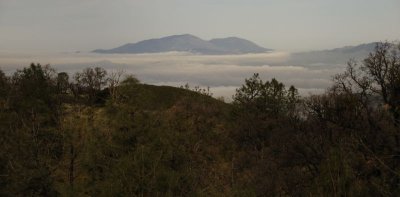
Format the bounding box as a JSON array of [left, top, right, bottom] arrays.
[[1, 42, 400, 196]]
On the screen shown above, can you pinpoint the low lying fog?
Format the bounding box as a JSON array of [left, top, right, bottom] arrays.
[[0, 52, 347, 100]]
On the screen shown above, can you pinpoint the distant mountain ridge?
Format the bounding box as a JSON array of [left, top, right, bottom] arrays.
[[93, 34, 272, 55], [288, 42, 379, 66]]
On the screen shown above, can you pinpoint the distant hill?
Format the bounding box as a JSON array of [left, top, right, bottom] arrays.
[[288, 42, 378, 66], [93, 34, 272, 55], [209, 37, 270, 54], [126, 83, 230, 111]]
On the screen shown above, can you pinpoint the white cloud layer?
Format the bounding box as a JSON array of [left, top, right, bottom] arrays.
[[0, 52, 344, 100]]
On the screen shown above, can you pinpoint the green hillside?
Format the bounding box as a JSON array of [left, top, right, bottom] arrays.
[[121, 83, 229, 111]]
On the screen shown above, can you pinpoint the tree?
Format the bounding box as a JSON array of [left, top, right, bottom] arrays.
[[233, 73, 299, 117], [0, 69, 9, 108], [230, 74, 301, 195], [333, 41, 400, 125], [107, 70, 125, 101], [74, 67, 108, 103], [57, 72, 69, 94], [300, 42, 400, 195], [1, 63, 62, 196]]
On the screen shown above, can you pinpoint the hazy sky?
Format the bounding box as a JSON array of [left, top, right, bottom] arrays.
[[1, 0, 399, 53]]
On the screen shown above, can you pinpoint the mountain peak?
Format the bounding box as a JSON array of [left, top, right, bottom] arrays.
[[166, 34, 198, 38], [93, 34, 272, 55]]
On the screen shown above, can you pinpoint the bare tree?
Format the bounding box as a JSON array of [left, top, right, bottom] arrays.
[[333, 41, 400, 124], [74, 67, 108, 102], [107, 69, 125, 101]]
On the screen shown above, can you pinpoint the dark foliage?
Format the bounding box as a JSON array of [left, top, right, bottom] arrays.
[[0, 42, 399, 196]]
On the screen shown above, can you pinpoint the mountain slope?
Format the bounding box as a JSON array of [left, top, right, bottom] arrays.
[[210, 37, 271, 54], [93, 34, 270, 55], [288, 42, 378, 66]]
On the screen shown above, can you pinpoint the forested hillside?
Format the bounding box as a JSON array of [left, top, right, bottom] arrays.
[[1, 42, 400, 196]]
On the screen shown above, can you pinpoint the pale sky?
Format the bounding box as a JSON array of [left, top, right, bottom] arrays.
[[1, 0, 399, 53]]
